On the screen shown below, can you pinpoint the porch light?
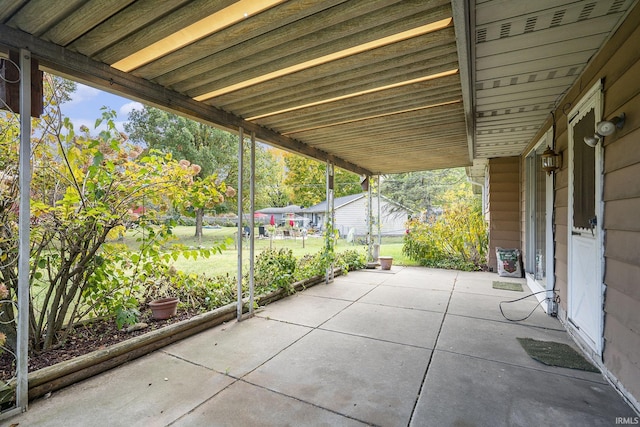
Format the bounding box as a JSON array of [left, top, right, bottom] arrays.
[[583, 134, 601, 147], [541, 146, 561, 175], [584, 113, 626, 147], [596, 113, 625, 136]]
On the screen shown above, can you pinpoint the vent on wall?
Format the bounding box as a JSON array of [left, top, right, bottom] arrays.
[[578, 3, 596, 20], [524, 17, 537, 32], [609, 0, 625, 14], [499, 23, 511, 38], [476, 28, 487, 43], [550, 9, 566, 27]]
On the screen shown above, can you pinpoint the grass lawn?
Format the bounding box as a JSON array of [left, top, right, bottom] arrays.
[[117, 226, 418, 277]]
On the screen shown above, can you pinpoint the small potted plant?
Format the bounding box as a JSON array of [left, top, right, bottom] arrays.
[[148, 297, 179, 320], [143, 275, 180, 320]]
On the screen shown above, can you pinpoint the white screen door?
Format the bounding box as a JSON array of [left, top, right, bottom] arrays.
[[567, 81, 604, 355]]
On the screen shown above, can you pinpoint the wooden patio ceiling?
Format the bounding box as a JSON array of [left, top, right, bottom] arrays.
[[0, 0, 635, 176]]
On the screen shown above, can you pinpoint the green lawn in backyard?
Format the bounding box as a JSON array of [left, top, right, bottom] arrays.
[[116, 226, 418, 277]]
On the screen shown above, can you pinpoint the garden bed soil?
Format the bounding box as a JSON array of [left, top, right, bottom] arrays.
[[0, 308, 198, 382], [0, 270, 342, 403]]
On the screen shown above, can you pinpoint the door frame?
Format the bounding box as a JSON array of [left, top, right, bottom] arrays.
[[524, 129, 555, 313], [566, 79, 605, 356]]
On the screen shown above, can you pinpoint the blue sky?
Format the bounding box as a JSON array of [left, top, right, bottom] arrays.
[[60, 83, 144, 132]]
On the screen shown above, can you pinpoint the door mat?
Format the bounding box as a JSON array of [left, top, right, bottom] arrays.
[[493, 281, 523, 292], [517, 338, 600, 372]]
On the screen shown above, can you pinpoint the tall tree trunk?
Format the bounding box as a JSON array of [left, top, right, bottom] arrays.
[[195, 208, 204, 244]]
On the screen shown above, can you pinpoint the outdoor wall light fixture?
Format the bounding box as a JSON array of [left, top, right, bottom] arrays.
[[584, 113, 626, 147], [541, 146, 561, 175], [583, 134, 601, 147]]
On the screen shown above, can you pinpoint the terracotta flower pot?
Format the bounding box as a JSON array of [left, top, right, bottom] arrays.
[[378, 256, 393, 270], [149, 297, 179, 320]]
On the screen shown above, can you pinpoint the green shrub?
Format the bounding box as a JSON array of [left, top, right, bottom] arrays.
[[254, 248, 297, 294], [403, 198, 487, 271], [295, 252, 325, 281], [95, 244, 368, 328], [337, 249, 367, 271], [141, 268, 237, 313]]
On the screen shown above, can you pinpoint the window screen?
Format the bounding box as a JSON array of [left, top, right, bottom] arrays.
[[572, 109, 596, 229]]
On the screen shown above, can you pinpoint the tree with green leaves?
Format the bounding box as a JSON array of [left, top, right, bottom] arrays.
[[125, 106, 285, 234], [283, 153, 361, 207], [125, 106, 237, 237], [260, 148, 289, 207], [380, 168, 471, 214], [237, 143, 288, 210], [125, 106, 235, 179]]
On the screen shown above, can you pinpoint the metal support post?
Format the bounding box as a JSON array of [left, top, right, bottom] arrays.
[[248, 131, 255, 316], [377, 175, 382, 246], [236, 127, 244, 321], [325, 161, 335, 284], [17, 48, 32, 412], [367, 175, 373, 261]]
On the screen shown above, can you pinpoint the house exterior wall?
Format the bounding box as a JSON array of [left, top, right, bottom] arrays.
[[335, 197, 409, 237], [304, 196, 411, 237], [334, 198, 365, 236], [487, 157, 521, 271], [520, 2, 640, 407]]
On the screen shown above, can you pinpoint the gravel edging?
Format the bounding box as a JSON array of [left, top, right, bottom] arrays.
[[25, 269, 343, 400]]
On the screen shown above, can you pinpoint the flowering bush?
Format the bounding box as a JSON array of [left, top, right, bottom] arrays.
[[403, 196, 487, 271], [1, 106, 229, 350]]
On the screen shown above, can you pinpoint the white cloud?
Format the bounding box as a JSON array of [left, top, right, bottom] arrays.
[[68, 84, 100, 105], [119, 101, 143, 117]]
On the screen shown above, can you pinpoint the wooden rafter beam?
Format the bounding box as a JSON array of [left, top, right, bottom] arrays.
[[0, 23, 372, 176]]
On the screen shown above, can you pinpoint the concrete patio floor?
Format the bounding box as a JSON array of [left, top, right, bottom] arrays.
[[9, 267, 637, 426]]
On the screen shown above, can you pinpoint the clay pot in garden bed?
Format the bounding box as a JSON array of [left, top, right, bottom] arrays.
[[21, 268, 345, 403], [149, 297, 179, 320]]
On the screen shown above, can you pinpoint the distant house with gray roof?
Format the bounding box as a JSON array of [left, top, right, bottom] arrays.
[[302, 194, 412, 237], [255, 205, 306, 226]]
